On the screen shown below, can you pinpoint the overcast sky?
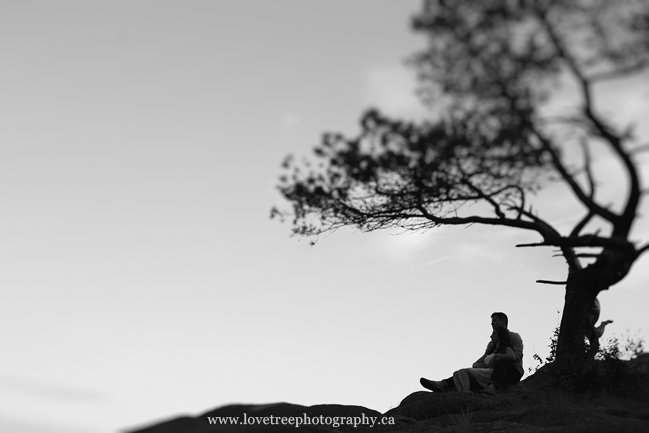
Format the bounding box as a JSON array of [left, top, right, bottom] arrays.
[[1, 2, 648, 432]]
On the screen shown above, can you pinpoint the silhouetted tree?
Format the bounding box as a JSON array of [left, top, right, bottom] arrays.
[[272, 0, 649, 366]]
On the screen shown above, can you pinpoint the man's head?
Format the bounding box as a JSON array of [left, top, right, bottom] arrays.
[[491, 312, 509, 329]]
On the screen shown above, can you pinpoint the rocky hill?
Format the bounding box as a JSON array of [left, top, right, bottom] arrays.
[[127, 355, 649, 433]]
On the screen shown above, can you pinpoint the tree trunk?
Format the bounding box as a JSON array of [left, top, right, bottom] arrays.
[[556, 271, 596, 366], [555, 268, 598, 366], [554, 247, 636, 367]]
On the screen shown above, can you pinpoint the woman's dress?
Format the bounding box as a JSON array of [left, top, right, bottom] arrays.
[[466, 367, 493, 389]]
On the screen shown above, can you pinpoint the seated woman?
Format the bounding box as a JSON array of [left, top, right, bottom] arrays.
[[452, 327, 515, 393]]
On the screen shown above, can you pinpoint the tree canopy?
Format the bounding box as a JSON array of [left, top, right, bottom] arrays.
[[273, 0, 649, 363]]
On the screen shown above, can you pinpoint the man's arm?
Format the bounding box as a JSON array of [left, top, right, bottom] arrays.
[[510, 332, 524, 362], [493, 346, 517, 363]]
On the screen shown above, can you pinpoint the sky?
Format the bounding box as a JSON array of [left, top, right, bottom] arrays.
[[1, 1, 648, 432]]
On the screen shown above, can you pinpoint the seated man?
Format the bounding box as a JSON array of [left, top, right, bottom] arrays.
[[420, 312, 524, 395]]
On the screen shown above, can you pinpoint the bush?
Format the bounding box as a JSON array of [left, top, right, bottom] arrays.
[[530, 328, 645, 373], [529, 327, 646, 396]]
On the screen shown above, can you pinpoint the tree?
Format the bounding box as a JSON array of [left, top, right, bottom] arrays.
[[272, 0, 649, 367]]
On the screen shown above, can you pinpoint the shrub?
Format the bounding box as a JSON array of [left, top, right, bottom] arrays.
[[529, 327, 645, 396]]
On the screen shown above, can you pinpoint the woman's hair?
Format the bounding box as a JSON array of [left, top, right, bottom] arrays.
[[495, 327, 511, 353]]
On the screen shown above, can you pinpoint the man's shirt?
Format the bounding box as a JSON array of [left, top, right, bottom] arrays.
[[484, 330, 524, 374]]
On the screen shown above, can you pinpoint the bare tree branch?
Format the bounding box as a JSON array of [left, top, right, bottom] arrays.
[[516, 234, 634, 251], [583, 108, 641, 237], [580, 138, 596, 199], [537, 280, 567, 285], [517, 242, 552, 248], [415, 204, 540, 232], [536, 5, 642, 239], [529, 126, 619, 224], [569, 211, 595, 238], [461, 178, 506, 219], [573, 253, 601, 258], [535, 7, 595, 111]]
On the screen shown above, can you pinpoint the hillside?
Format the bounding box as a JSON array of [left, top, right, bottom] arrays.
[[127, 355, 649, 433]]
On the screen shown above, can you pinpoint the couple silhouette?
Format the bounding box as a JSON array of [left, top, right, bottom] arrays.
[[420, 312, 524, 395]]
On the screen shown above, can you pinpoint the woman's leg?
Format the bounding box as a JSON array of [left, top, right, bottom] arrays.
[[452, 371, 463, 392], [453, 369, 472, 393]]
